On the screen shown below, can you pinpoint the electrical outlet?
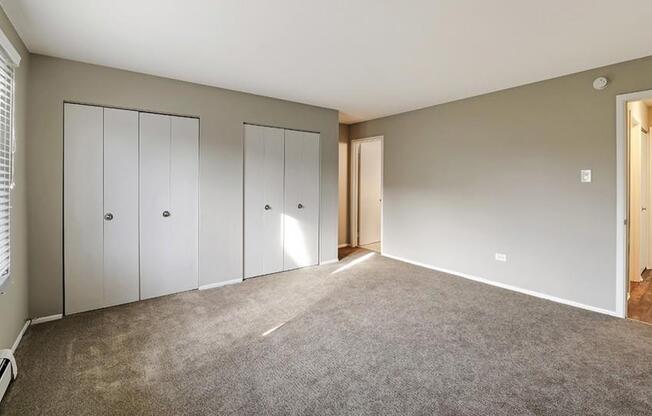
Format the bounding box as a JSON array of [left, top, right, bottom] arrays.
[[495, 253, 507, 262]]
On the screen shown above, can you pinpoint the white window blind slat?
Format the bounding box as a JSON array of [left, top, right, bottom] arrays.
[[0, 44, 14, 288]]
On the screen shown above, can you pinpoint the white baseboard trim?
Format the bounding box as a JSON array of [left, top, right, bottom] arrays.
[[338, 243, 350, 248], [320, 258, 339, 265], [11, 320, 30, 353], [382, 253, 620, 318], [199, 278, 242, 291], [31, 314, 63, 325]]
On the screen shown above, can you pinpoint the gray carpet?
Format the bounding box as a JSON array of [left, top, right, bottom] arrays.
[[1, 249, 652, 415]]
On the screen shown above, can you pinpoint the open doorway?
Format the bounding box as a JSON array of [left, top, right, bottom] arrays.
[[351, 136, 383, 253], [625, 98, 652, 324]]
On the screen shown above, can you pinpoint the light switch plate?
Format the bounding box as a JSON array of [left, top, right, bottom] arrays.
[[580, 169, 591, 183], [495, 253, 507, 262]]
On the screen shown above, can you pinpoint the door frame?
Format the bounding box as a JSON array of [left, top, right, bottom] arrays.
[[629, 114, 641, 286], [643, 128, 651, 273], [350, 136, 384, 252], [640, 127, 650, 275], [616, 90, 652, 318]]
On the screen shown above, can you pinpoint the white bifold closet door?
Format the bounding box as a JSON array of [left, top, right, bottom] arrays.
[[103, 108, 140, 307], [64, 104, 139, 314], [244, 125, 320, 279], [243, 124, 285, 278], [283, 130, 320, 270], [139, 113, 199, 299]]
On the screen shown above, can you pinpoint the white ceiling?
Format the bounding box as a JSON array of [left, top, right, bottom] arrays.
[[3, 0, 652, 124]]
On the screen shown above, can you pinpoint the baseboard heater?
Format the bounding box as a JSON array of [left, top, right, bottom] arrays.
[[0, 350, 17, 404], [0, 359, 11, 403]]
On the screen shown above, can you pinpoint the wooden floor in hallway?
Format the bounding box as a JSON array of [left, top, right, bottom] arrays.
[[360, 242, 381, 253], [629, 270, 652, 325]]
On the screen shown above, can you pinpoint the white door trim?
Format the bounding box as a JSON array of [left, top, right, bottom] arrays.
[[640, 129, 649, 274], [645, 129, 652, 271], [616, 89, 652, 318], [350, 136, 384, 252]]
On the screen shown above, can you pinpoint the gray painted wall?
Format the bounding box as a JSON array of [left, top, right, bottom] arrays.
[[0, 8, 29, 349], [27, 55, 338, 318], [350, 56, 652, 313]]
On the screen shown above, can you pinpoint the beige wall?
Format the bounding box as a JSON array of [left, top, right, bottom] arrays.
[[0, 8, 29, 349], [350, 56, 652, 313], [27, 55, 338, 318], [338, 124, 350, 246]]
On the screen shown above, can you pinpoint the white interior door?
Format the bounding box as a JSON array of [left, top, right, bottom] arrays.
[[244, 125, 285, 278], [169, 116, 199, 292], [103, 108, 140, 307], [358, 140, 382, 246], [64, 103, 104, 314], [284, 130, 319, 270], [641, 131, 649, 274]]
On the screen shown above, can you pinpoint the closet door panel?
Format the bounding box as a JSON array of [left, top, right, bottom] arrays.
[[283, 130, 303, 270], [244, 125, 265, 278], [262, 127, 285, 274], [169, 116, 199, 292], [64, 103, 104, 314], [139, 113, 172, 299], [243, 125, 284, 278], [284, 130, 320, 270], [103, 108, 140, 307], [302, 132, 320, 267]]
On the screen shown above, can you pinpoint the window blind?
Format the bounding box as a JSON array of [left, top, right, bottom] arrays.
[[0, 47, 14, 288]]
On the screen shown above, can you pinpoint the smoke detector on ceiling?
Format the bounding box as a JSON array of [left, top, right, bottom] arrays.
[[593, 77, 608, 90]]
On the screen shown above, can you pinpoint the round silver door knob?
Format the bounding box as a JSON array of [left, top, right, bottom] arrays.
[[264, 205, 271, 210], [297, 203, 304, 209], [104, 213, 113, 221], [162, 210, 171, 217]]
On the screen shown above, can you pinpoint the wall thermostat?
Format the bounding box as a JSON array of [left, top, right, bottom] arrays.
[[593, 77, 608, 90]]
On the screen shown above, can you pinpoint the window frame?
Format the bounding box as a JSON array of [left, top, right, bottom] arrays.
[[0, 27, 20, 293]]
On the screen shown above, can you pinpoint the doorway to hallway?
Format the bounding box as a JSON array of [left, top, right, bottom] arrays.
[[623, 97, 652, 324], [351, 136, 383, 253]]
